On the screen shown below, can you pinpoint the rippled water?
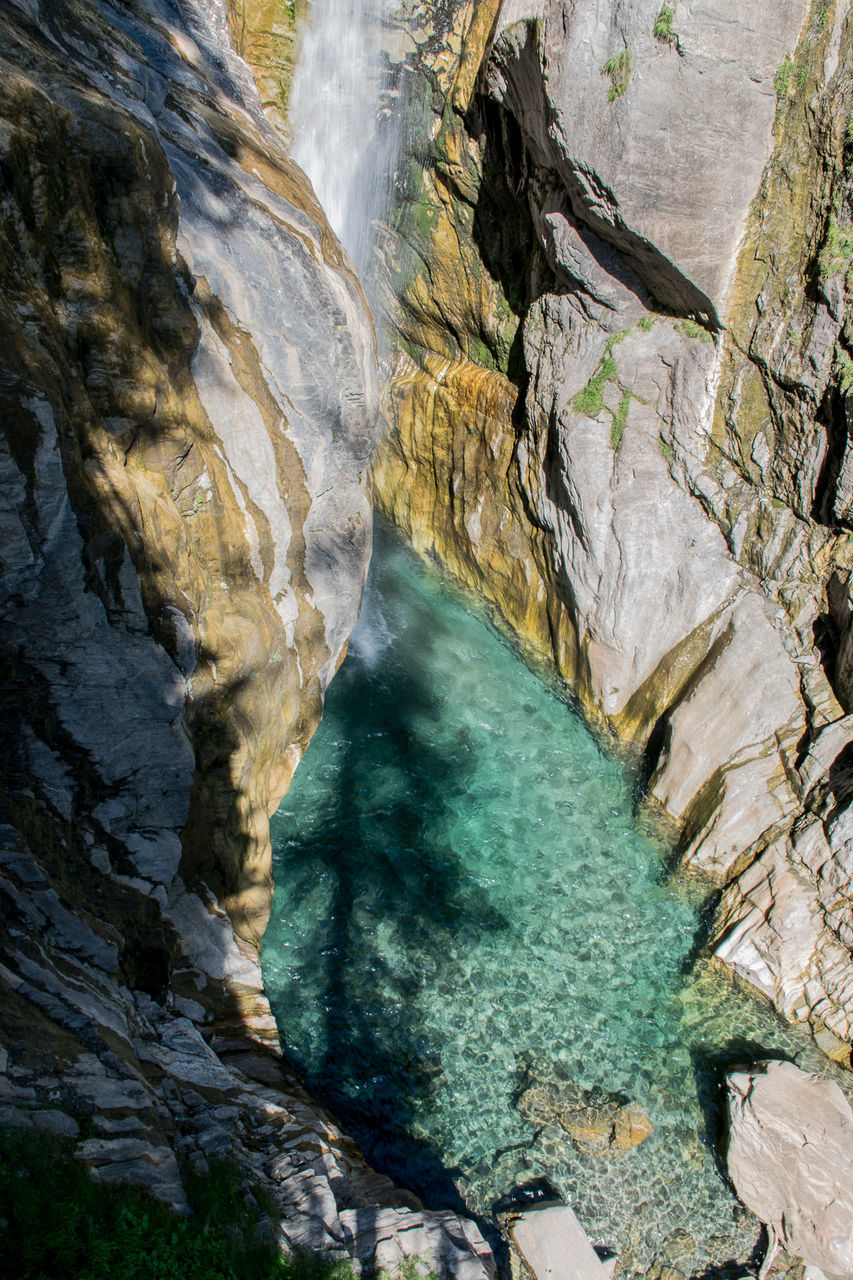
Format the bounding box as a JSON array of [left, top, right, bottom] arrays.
[[263, 519, 847, 1275]]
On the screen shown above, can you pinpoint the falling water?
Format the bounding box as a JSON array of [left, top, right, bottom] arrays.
[[288, 0, 405, 280]]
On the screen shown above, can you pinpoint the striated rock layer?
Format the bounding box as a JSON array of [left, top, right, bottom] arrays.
[[374, 0, 853, 1058], [0, 0, 494, 1273]]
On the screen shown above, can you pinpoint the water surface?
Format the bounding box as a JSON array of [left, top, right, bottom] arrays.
[[263, 519, 845, 1273]]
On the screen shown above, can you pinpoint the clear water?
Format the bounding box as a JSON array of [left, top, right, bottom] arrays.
[[263, 520, 849, 1274]]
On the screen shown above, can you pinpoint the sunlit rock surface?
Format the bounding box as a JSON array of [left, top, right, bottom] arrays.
[[373, 0, 853, 1057], [726, 1060, 853, 1275], [0, 0, 495, 1272]]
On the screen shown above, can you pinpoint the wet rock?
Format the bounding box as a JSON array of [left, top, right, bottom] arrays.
[[726, 1060, 853, 1276], [517, 1072, 652, 1153], [662, 1230, 696, 1264]]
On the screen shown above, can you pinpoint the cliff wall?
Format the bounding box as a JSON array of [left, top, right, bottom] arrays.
[[0, 0, 493, 1273], [375, 0, 853, 1060]]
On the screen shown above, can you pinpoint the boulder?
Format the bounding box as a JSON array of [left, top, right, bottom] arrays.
[[517, 1071, 652, 1152], [726, 1060, 853, 1276], [509, 1202, 613, 1280]]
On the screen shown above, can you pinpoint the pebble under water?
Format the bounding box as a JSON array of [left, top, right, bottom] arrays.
[[262, 519, 845, 1275]]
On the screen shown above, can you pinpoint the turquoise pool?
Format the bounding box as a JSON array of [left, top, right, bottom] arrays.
[[263, 519, 841, 1272]]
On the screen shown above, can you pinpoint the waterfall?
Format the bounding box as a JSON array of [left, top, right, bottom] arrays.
[[288, 0, 405, 282]]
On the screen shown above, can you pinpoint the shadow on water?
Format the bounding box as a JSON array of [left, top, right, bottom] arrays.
[[268, 531, 510, 1222], [688, 1038, 797, 1179]]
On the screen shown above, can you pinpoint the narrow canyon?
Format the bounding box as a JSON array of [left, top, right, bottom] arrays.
[[1, 0, 852, 1277]]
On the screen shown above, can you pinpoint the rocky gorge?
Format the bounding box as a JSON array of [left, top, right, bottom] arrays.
[[1, 0, 853, 1277]]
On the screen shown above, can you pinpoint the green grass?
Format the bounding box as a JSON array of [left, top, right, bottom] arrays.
[[638, 315, 655, 332], [819, 215, 853, 278], [659, 438, 673, 461], [601, 50, 632, 101], [653, 6, 680, 49], [774, 55, 795, 99], [675, 317, 714, 344], [611, 389, 631, 448], [0, 1127, 361, 1280], [573, 356, 618, 416]]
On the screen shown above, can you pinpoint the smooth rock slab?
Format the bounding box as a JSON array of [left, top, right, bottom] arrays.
[[509, 1203, 613, 1280], [726, 1060, 853, 1276]]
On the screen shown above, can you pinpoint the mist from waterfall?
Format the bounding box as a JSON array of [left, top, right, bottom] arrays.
[[288, 0, 405, 283]]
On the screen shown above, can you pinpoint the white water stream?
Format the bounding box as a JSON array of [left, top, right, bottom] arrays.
[[288, 0, 405, 279]]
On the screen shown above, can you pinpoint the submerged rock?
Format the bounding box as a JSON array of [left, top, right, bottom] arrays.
[[726, 1060, 853, 1277], [517, 1070, 652, 1153]]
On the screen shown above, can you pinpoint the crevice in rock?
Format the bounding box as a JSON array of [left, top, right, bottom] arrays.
[[812, 612, 838, 690], [811, 380, 850, 527]]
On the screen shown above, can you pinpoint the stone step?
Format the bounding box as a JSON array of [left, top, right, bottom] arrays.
[[508, 1203, 613, 1280]]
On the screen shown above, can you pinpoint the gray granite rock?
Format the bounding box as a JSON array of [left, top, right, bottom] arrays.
[[715, 719, 853, 1055], [509, 1202, 613, 1280], [0, 0, 493, 1275]]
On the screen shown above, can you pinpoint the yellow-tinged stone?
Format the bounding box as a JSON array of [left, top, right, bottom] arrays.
[[226, 0, 306, 139], [375, 351, 582, 693], [0, 59, 348, 949]]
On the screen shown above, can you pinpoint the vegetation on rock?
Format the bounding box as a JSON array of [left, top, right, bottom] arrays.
[[573, 356, 618, 417], [675, 317, 714, 344], [773, 54, 797, 99], [653, 6, 680, 52], [600, 50, 632, 101], [611, 388, 632, 448], [818, 214, 853, 279], [0, 1128, 359, 1280]]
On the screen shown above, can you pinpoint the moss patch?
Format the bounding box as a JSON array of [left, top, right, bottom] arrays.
[[611, 388, 632, 448], [774, 54, 796, 99], [573, 356, 618, 416], [676, 317, 714, 344], [818, 214, 853, 278]]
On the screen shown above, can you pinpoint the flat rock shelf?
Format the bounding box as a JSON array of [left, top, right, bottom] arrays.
[[262, 519, 848, 1275]]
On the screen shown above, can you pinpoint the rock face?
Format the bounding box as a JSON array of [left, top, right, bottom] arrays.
[[374, 0, 853, 1056], [0, 0, 494, 1273], [726, 1060, 853, 1275], [715, 716, 853, 1057]]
